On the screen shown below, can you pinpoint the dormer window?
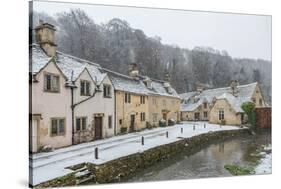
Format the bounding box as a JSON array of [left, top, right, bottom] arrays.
[[44, 73, 60, 93], [103, 84, 112, 98], [80, 80, 91, 96]]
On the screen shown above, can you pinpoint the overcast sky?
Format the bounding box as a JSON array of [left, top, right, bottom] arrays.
[[33, 1, 272, 61]]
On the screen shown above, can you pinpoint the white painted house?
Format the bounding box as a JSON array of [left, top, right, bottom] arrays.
[[30, 21, 115, 153]]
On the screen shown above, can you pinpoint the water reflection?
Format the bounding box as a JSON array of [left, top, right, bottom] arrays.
[[124, 133, 271, 183]]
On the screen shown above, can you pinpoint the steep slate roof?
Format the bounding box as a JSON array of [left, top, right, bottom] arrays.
[[180, 82, 258, 112], [30, 44, 106, 85], [31, 44, 180, 98], [148, 79, 181, 99], [105, 70, 151, 95]]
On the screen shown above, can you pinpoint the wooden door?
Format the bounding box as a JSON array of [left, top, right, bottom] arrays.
[[94, 117, 102, 140], [163, 113, 167, 121], [130, 115, 135, 132]]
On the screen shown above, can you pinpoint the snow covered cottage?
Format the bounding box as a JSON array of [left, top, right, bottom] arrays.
[[105, 64, 181, 134], [30, 21, 115, 152], [179, 81, 266, 125]]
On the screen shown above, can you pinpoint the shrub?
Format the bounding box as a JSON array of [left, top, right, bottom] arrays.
[[241, 102, 256, 126], [146, 122, 153, 129], [159, 119, 167, 127], [120, 127, 127, 133], [220, 119, 226, 125], [168, 119, 175, 126]]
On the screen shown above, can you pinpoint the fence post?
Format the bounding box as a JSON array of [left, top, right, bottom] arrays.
[[181, 127, 183, 134], [166, 131, 169, 138], [141, 136, 144, 145], [204, 123, 206, 128], [95, 147, 98, 159], [193, 124, 195, 130]]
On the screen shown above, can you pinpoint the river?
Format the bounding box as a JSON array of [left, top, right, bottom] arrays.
[[124, 132, 271, 183]]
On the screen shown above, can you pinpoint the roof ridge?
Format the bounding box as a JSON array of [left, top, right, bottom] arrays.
[[56, 51, 101, 68], [103, 68, 138, 80], [180, 82, 257, 95]]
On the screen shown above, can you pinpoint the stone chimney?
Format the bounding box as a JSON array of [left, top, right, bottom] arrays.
[[196, 84, 204, 94], [129, 63, 139, 78], [34, 20, 57, 57], [165, 72, 171, 82], [230, 80, 239, 96]]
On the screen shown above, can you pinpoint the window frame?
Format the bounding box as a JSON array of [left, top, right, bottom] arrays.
[[44, 72, 60, 93], [125, 93, 131, 103], [219, 109, 224, 120], [259, 98, 263, 106], [140, 112, 146, 122], [103, 84, 112, 98], [204, 111, 208, 118], [80, 80, 91, 96], [76, 116, 87, 132], [108, 115, 112, 129], [152, 113, 158, 122], [50, 117, 66, 137], [140, 96, 145, 104]]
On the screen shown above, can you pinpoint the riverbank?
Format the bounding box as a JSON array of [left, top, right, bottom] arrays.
[[33, 123, 249, 188]]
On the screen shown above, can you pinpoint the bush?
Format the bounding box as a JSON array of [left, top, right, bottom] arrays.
[[220, 119, 226, 125], [120, 127, 127, 133], [146, 122, 153, 129], [168, 119, 175, 126], [224, 164, 255, 175], [159, 119, 167, 127], [241, 102, 256, 126]]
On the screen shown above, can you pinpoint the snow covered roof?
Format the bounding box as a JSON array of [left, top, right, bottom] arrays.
[[180, 82, 258, 112], [147, 79, 180, 99], [31, 44, 106, 85], [105, 70, 151, 95]]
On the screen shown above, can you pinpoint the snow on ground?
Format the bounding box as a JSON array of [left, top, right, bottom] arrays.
[[30, 122, 242, 185], [255, 150, 272, 175]]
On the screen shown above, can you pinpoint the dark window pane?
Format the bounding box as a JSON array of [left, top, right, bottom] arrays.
[[58, 119, 65, 134], [45, 75, 51, 90], [82, 117, 86, 130], [76, 118, 81, 131], [86, 82, 90, 95], [51, 119, 58, 135], [81, 81, 85, 95]]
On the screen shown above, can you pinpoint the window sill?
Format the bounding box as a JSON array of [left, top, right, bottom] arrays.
[[81, 94, 91, 97], [50, 133, 65, 137], [104, 96, 112, 98], [44, 90, 60, 93]]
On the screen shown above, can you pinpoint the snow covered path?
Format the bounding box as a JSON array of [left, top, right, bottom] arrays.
[[30, 122, 242, 185]]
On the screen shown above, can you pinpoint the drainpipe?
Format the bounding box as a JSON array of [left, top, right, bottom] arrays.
[[71, 87, 75, 145], [114, 91, 117, 136]]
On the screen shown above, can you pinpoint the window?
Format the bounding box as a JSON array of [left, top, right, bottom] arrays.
[[80, 80, 91, 96], [252, 98, 256, 103], [219, 109, 224, 120], [125, 93, 131, 103], [203, 102, 207, 109], [103, 84, 112, 98], [140, 96, 145, 104], [140, 112, 145, 122], [51, 118, 65, 136], [259, 98, 263, 106], [76, 117, 87, 131], [119, 119, 122, 125], [44, 73, 59, 92], [204, 111, 208, 118], [108, 115, 112, 129], [153, 113, 158, 122]]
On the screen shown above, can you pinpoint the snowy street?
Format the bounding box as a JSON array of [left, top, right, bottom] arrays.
[[30, 122, 241, 185]]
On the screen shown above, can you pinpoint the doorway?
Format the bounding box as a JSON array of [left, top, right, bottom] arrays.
[[94, 117, 103, 140], [130, 114, 135, 132]]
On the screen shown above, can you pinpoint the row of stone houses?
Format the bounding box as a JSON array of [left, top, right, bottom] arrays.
[[30, 21, 181, 153], [179, 80, 266, 125]]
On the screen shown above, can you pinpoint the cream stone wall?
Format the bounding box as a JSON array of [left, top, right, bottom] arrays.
[[181, 102, 210, 121], [148, 95, 181, 126], [251, 84, 266, 107], [209, 99, 242, 125], [31, 61, 72, 152], [115, 91, 149, 133], [73, 71, 115, 143]]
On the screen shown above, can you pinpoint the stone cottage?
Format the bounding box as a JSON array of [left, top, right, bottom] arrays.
[[180, 81, 266, 125], [105, 64, 181, 134], [30, 21, 115, 153]]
